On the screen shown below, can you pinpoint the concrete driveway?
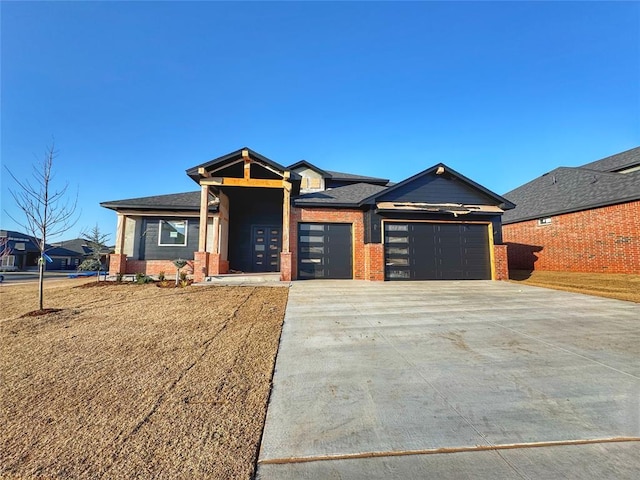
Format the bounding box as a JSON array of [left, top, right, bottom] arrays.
[[257, 281, 640, 479]]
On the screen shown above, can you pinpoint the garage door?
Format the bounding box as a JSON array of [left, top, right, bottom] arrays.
[[385, 222, 491, 280], [298, 223, 352, 279]]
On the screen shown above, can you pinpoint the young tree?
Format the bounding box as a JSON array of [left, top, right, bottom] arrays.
[[78, 224, 110, 282], [5, 143, 78, 311]]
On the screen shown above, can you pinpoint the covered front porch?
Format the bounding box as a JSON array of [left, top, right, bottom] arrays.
[[190, 148, 298, 282]]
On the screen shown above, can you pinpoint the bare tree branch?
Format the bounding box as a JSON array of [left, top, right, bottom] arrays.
[[4, 143, 80, 310]]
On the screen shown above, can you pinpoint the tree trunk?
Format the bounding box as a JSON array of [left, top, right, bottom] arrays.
[[38, 257, 45, 311]]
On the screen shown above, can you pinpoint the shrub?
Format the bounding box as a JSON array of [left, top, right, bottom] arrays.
[[115, 272, 123, 282], [135, 272, 152, 284], [172, 259, 188, 269], [158, 271, 165, 281], [78, 259, 101, 272], [179, 271, 188, 282]]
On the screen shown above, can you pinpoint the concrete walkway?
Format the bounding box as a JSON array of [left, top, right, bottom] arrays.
[[257, 280, 640, 479]]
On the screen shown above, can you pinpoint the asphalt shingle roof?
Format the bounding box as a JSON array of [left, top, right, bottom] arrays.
[[293, 183, 388, 207], [502, 147, 640, 224], [101, 191, 202, 211], [324, 170, 389, 184], [579, 146, 640, 172]]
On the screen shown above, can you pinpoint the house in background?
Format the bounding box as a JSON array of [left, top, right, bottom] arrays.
[[0, 230, 40, 270], [52, 238, 114, 270], [502, 147, 640, 274], [0, 229, 84, 271], [101, 147, 515, 282]]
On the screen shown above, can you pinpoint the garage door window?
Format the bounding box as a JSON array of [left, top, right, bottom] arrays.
[[297, 223, 352, 279], [385, 222, 490, 280]]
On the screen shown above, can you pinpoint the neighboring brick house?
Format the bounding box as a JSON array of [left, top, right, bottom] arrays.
[[101, 147, 515, 282], [502, 147, 640, 274]]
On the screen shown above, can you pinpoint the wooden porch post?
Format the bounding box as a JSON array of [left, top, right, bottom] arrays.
[[198, 184, 209, 251], [115, 213, 126, 254], [282, 172, 291, 253], [211, 216, 220, 255]]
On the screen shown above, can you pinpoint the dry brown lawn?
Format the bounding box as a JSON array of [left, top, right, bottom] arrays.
[[509, 270, 640, 303], [1, 280, 288, 479]]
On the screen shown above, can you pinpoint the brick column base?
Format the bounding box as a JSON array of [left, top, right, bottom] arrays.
[[365, 243, 385, 281], [494, 244, 509, 280], [193, 251, 210, 283], [280, 252, 292, 281], [109, 254, 128, 276]]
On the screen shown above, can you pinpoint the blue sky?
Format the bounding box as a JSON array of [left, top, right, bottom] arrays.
[[2, 1, 638, 242]]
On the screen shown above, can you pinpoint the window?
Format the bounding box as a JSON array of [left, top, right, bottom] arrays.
[[1, 255, 15, 267], [159, 220, 188, 246], [538, 217, 552, 226]]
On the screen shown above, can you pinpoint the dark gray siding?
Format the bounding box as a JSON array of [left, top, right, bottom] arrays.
[[378, 174, 498, 205], [227, 189, 283, 272], [366, 211, 503, 245], [139, 217, 199, 260]]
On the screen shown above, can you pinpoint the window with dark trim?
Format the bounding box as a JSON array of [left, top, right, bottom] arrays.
[[537, 217, 552, 226], [159, 220, 188, 246]]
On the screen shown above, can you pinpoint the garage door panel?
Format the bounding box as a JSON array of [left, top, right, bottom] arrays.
[[385, 222, 491, 280], [298, 223, 352, 279]]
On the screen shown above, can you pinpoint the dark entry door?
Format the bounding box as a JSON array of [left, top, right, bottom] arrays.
[[252, 226, 281, 272], [298, 223, 352, 279], [385, 222, 491, 280]]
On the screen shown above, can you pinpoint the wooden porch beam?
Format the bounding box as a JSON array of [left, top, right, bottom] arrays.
[[198, 167, 210, 178], [200, 177, 286, 188]]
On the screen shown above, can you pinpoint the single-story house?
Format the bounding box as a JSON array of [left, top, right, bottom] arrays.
[[101, 147, 515, 282], [0, 229, 83, 271], [502, 146, 640, 274], [52, 238, 114, 270]]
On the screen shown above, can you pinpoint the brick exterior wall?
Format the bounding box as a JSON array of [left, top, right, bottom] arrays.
[[120, 259, 194, 277], [291, 207, 366, 280], [280, 252, 292, 281], [365, 243, 385, 281], [503, 201, 640, 274], [108, 254, 127, 276], [193, 252, 209, 282], [493, 244, 509, 280]]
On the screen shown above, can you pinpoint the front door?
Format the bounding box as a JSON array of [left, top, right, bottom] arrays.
[[252, 225, 281, 272]]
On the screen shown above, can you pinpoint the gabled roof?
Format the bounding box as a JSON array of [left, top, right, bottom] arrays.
[[293, 183, 388, 207], [579, 146, 640, 173], [288, 160, 331, 177], [47, 245, 83, 257], [325, 170, 389, 185], [53, 238, 112, 256], [101, 191, 202, 211], [359, 163, 515, 209], [502, 147, 640, 224], [288, 160, 389, 185], [186, 147, 302, 183]]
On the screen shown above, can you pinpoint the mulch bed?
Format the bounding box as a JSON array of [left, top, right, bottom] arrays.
[[20, 308, 63, 318]]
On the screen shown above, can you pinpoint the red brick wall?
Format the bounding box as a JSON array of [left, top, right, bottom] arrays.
[[493, 244, 509, 280], [365, 243, 385, 281], [291, 207, 366, 280], [503, 201, 640, 274], [108, 254, 127, 276], [124, 259, 194, 277]]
